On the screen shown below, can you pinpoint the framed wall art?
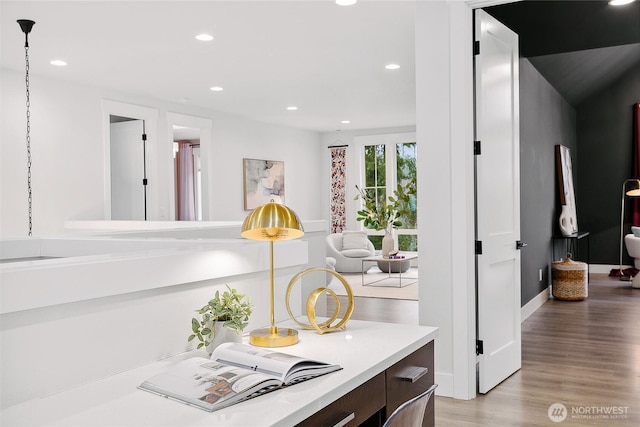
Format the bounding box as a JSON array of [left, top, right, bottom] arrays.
[[243, 158, 285, 210]]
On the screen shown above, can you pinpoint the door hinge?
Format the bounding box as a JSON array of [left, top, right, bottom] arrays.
[[475, 240, 483, 255], [474, 140, 481, 155], [476, 339, 484, 355], [142, 178, 148, 186], [473, 40, 480, 56], [142, 133, 147, 141]]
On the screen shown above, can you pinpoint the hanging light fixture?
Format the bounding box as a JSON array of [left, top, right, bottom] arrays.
[[17, 19, 35, 236]]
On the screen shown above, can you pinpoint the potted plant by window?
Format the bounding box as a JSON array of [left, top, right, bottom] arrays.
[[188, 285, 253, 353], [354, 179, 416, 256]]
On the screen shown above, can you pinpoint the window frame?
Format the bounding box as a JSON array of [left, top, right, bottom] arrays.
[[354, 133, 417, 251]]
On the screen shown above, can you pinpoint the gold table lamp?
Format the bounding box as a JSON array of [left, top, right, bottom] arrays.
[[241, 200, 304, 347]]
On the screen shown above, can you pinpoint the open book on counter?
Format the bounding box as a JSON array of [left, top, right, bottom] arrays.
[[138, 342, 342, 412]]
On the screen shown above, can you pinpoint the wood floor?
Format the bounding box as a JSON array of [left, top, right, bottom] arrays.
[[331, 273, 640, 426]]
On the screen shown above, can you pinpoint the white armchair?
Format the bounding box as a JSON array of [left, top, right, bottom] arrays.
[[624, 229, 640, 288], [326, 231, 376, 273]]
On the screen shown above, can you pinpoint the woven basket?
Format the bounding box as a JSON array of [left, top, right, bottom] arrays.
[[552, 257, 588, 301]]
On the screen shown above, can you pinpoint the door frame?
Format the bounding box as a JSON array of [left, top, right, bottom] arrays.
[[474, 8, 522, 393], [102, 100, 158, 220], [416, 0, 515, 400], [166, 112, 213, 221]]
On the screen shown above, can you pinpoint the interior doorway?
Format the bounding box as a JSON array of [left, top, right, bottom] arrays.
[[166, 113, 212, 221], [474, 9, 522, 394], [102, 100, 158, 221], [173, 125, 202, 221], [110, 115, 147, 220]]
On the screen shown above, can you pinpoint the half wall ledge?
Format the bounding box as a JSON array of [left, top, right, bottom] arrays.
[[0, 236, 308, 314]]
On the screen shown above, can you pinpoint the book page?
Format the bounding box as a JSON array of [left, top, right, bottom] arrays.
[[139, 357, 280, 411], [212, 343, 341, 384]]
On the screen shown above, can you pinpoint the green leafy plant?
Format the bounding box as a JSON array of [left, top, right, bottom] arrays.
[[188, 285, 253, 349], [354, 179, 416, 232]]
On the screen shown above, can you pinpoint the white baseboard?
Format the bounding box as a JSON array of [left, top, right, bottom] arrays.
[[439, 265, 621, 401], [521, 287, 549, 322], [588, 264, 621, 274], [520, 265, 623, 322], [434, 372, 453, 397]]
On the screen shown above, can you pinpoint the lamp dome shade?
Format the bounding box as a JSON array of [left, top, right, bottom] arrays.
[[241, 200, 304, 241], [625, 179, 640, 197]]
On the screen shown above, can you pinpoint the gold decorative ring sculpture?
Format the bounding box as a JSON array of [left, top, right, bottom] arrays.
[[285, 267, 355, 335]]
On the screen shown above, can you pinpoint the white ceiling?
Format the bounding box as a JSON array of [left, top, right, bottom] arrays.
[[0, 0, 417, 133], [3, 1, 637, 137]]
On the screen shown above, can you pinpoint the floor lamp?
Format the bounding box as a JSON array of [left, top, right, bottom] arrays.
[[619, 179, 640, 280], [241, 200, 304, 347]]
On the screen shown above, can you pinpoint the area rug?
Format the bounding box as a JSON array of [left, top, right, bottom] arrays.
[[327, 267, 418, 301]]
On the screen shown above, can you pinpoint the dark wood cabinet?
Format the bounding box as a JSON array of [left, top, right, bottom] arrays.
[[297, 341, 435, 427], [385, 341, 435, 427]]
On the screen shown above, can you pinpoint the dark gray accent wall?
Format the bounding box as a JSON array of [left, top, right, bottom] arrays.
[[519, 59, 577, 306], [576, 61, 640, 266]]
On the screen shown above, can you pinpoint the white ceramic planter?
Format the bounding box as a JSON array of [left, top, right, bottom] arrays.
[[205, 322, 243, 354]]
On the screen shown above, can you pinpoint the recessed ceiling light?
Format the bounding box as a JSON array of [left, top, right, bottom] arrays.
[[287, 106, 298, 111], [385, 64, 400, 70], [195, 33, 214, 41], [609, 0, 635, 5], [336, 0, 357, 5], [50, 59, 67, 66], [341, 120, 351, 124], [210, 86, 223, 92]]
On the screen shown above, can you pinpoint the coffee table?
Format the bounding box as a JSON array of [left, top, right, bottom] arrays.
[[361, 254, 418, 287]]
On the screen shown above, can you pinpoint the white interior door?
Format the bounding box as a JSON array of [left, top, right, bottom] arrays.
[[110, 119, 146, 220], [475, 9, 522, 394]]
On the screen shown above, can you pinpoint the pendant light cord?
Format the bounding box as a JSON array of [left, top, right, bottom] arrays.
[[18, 19, 36, 237], [25, 42, 33, 236]]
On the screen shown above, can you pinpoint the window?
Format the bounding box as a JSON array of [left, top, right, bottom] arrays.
[[358, 135, 417, 252]]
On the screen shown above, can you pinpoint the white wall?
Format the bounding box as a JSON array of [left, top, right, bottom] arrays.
[[415, 1, 476, 400], [0, 69, 324, 238], [2, 0, 483, 402], [0, 236, 309, 407]]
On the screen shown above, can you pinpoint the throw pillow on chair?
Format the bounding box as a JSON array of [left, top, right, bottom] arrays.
[[341, 231, 370, 250]]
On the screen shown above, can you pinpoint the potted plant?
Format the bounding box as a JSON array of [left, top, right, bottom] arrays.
[[354, 179, 416, 256], [188, 285, 253, 353]]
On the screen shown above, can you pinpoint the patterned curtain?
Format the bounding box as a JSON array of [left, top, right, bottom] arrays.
[[329, 146, 347, 233], [632, 103, 640, 226]]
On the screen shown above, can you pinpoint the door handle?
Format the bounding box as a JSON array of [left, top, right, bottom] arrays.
[[516, 240, 527, 250]]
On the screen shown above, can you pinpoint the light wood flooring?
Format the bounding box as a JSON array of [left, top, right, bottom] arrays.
[[329, 273, 640, 426]]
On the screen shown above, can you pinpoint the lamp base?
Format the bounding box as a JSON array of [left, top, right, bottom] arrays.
[[249, 326, 298, 347]]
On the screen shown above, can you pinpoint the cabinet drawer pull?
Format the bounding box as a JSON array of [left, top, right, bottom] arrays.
[[396, 366, 428, 383], [332, 412, 355, 427]]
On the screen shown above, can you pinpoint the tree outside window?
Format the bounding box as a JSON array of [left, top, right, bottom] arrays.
[[360, 141, 417, 252]]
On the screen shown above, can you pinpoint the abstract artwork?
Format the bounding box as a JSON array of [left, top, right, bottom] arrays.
[[243, 159, 285, 210]]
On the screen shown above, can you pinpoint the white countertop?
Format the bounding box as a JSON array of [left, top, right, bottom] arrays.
[[1, 319, 438, 427]]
